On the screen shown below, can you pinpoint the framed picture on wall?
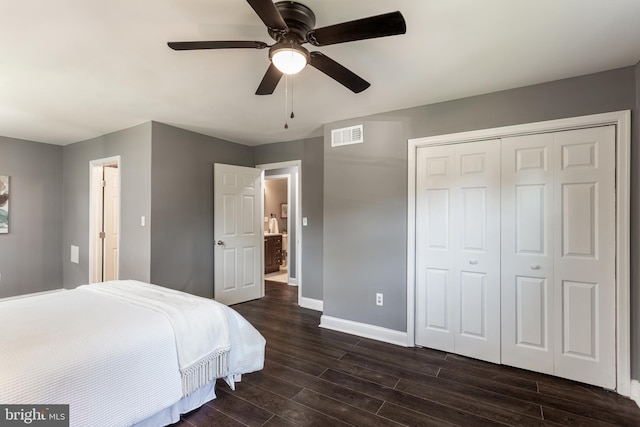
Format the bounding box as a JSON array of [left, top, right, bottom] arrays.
[[280, 203, 288, 219], [0, 175, 9, 234]]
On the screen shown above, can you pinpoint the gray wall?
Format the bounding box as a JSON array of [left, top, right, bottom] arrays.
[[254, 137, 324, 301], [149, 122, 253, 298], [0, 137, 63, 297], [322, 67, 637, 338], [62, 123, 152, 288], [323, 122, 406, 330]]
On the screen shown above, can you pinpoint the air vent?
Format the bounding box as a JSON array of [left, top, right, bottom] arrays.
[[331, 124, 363, 147]]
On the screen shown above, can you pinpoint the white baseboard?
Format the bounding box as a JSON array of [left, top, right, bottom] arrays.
[[631, 380, 640, 407], [320, 315, 408, 347], [299, 296, 323, 312]]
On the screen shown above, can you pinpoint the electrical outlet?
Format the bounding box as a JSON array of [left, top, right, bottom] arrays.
[[376, 293, 383, 306]]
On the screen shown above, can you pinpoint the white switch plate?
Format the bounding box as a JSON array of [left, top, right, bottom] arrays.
[[141, 216, 146, 227], [70, 245, 79, 264], [303, 217, 308, 226]]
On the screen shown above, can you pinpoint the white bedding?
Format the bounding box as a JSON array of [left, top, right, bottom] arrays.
[[0, 281, 265, 427], [79, 281, 231, 396]]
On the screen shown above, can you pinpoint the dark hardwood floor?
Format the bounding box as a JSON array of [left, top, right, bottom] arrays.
[[175, 281, 640, 426]]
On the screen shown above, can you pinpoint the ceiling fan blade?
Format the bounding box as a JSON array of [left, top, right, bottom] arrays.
[[309, 52, 370, 93], [246, 0, 288, 32], [256, 63, 283, 95], [307, 11, 406, 46], [167, 41, 269, 50]]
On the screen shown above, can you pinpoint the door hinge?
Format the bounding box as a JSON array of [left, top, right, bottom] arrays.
[[100, 180, 106, 188], [99, 231, 106, 239]]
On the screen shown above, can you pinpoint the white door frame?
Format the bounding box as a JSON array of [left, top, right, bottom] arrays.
[[89, 155, 121, 284], [257, 161, 303, 306], [407, 110, 631, 396]]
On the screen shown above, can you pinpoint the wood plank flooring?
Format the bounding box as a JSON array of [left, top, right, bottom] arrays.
[[174, 282, 640, 426]]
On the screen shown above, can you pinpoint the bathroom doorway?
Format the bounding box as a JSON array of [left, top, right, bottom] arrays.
[[264, 176, 289, 284], [258, 161, 302, 304]]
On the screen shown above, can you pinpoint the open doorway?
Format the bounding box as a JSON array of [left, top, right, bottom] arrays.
[[89, 156, 121, 283], [258, 161, 302, 304], [264, 175, 289, 284]]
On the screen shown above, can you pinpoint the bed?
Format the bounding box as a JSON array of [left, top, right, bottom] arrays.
[[0, 280, 266, 427]]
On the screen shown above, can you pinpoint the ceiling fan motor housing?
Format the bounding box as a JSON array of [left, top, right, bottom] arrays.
[[269, 1, 316, 43]]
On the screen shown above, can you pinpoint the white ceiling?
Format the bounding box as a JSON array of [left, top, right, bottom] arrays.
[[1, 0, 639, 146]]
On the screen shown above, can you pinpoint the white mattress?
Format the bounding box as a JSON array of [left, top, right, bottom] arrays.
[[0, 283, 265, 427]]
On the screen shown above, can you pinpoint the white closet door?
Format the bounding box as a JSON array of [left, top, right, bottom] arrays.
[[453, 140, 501, 363], [416, 140, 501, 363], [501, 126, 616, 389], [553, 126, 616, 389], [501, 133, 555, 374], [416, 144, 456, 353]]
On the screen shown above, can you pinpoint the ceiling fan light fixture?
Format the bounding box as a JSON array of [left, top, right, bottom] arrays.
[[270, 43, 309, 75]]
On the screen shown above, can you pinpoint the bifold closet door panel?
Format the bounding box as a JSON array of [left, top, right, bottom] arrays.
[[416, 144, 456, 352], [552, 126, 616, 389], [416, 140, 501, 363], [501, 133, 555, 375], [501, 126, 616, 389], [452, 140, 501, 363]]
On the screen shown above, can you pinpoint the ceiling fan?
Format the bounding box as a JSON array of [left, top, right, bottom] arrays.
[[168, 0, 406, 95]]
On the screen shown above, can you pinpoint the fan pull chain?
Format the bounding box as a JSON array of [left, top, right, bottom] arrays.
[[284, 74, 289, 129], [290, 76, 295, 119], [283, 75, 297, 129]]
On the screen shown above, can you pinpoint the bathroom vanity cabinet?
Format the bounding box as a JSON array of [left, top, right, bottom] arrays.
[[264, 234, 282, 274]]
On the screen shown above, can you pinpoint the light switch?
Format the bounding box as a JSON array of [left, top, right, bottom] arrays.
[[141, 216, 146, 227], [70, 245, 79, 264], [303, 217, 308, 226]]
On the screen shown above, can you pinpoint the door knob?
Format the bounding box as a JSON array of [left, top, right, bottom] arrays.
[[469, 259, 478, 265], [216, 240, 225, 246], [530, 264, 541, 270]]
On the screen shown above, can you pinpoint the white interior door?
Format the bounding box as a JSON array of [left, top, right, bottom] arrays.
[[416, 140, 501, 363], [103, 165, 119, 281], [214, 163, 263, 305], [501, 133, 555, 374], [553, 126, 616, 389]]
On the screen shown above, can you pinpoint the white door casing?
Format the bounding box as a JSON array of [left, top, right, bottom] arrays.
[[416, 139, 501, 363], [214, 164, 263, 305]]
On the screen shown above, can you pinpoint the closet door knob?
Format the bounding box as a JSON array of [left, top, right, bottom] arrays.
[[469, 259, 478, 265], [530, 264, 541, 270], [216, 240, 225, 246]]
